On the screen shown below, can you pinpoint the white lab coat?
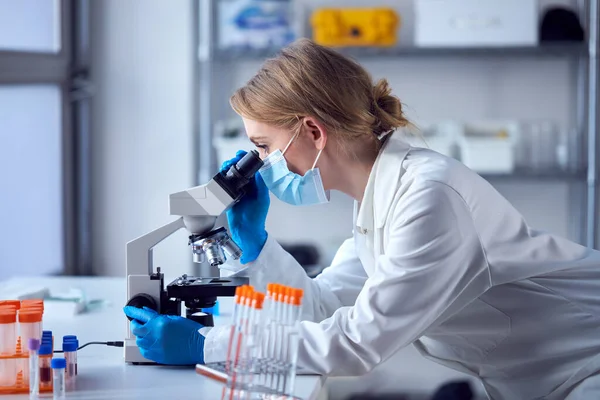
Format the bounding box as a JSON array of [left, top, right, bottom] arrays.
[[203, 132, 600, 400]]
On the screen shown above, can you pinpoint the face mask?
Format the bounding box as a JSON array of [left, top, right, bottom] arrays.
[[259, 131, 330, 206]]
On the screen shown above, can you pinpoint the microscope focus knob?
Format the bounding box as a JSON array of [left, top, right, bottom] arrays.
[[125, 294, 158, 321]]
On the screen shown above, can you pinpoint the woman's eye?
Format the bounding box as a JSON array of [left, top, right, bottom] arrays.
[[256, 144, 269, 153]]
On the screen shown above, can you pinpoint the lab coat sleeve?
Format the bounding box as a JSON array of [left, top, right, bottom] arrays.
[[202, 234, 368, 363], [246, 235, 369, 322], [295, 181, 491, 376]]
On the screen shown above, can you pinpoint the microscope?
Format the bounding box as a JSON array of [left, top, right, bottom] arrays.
[[124, 151, 263, 364]]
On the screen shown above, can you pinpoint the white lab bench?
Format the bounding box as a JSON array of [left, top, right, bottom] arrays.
[[0, 277, 326, 400]]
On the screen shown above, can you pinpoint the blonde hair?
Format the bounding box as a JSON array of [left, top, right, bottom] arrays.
[[230, 38, 409, 156]]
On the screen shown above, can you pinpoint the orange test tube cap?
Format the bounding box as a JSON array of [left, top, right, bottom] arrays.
[[255, 292, 265, 309], [0, 305, 18, 313], [292, 288, 304, 305], [21, 299, 44, 306], [0, 310, 17, 324], [0, 300, 21, 310], [21, 300, 44, 311], [18, 310, 43, 323]]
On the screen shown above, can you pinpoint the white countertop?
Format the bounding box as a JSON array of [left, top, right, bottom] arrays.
[[0, 277, 325, 400]]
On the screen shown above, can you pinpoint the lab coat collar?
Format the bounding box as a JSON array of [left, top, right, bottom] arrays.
[[356, 132, 410, 232]]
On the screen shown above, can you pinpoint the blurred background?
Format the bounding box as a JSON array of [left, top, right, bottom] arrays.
[[0, 0, 598, 398]]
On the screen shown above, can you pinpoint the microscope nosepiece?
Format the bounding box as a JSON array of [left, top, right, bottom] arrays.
[[222, 237, 242, 261], [203, 241, 226, 266]]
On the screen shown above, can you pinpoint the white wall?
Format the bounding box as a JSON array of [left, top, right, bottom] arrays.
[[90, 0, 195, 279]]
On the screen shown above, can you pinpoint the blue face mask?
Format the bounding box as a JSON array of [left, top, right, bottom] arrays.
[[259, 132, 330, 206]]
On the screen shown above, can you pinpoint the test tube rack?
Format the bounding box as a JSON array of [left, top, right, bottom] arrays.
[[196, 361, 303, 400], [0, 337, 52, 395], [195, 284, 305, 400], [0, 300, 50, 395]]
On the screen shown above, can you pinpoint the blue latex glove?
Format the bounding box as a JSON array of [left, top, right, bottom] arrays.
[[123, 306, 205, 365], [221, 150, 270, 264]]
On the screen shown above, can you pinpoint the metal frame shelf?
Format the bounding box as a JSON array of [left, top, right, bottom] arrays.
[[196, 0, 600, 248], [214, 43, 588, 62], [482, 169, 587, 182]]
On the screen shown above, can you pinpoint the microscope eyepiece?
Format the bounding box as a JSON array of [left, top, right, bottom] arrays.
[[217, 150, 264, 199], [235, 150, 262, 177]]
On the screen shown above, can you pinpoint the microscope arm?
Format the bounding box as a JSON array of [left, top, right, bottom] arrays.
[[126, 217, 186, 277]]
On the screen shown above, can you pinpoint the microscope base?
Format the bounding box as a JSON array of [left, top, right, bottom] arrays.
[[124, 338, 155, 364]]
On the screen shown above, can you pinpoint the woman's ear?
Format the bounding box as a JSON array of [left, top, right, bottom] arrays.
[[302, 117, 327, 151]]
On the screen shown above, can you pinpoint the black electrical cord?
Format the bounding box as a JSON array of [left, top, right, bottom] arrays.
[[54, 341, 124, 353]]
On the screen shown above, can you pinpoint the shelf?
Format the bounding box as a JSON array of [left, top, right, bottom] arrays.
[[213, 42, 587, 62], [481, 169, 586, 182]]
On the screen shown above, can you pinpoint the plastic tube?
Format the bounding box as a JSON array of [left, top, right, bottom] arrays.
[[19, 310, 43, 345], [38, 345, 53, 391], [229, 286, 253, 395], [274, 286, 293, 393], [62, 341, 77, 380], [257, 284, 275, 387], [51, 358, 66, 399], [283, 288, 303, 395], [239, 291, 264, 393], [267, 285, 284, 392], [62, 337, 78, 376], [0, 309, 17, 354], [225, 286, 243, 376], [29, 338, 41, 398], [0, 309, 17, 387]]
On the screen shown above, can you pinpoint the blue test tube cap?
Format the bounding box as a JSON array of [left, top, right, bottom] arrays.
[[51, 358, 66, 369], [62, 335, 77, 342], [38, 345, 53, 356], [63, 341, 78, 352], [42, 330, 52, 337]]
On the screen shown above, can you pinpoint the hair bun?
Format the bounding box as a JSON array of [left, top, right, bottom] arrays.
[[371, 78, 408, 136]]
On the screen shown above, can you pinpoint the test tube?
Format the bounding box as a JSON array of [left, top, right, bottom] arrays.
[[266, 285, 284, 392], [283, 288, 304, 396], [51, 358, 66, 399], [19, 310, 43, 345], [0, 309, 17, 354], [225, 287, 244, 377], [62, 341, 77, 380], [246, 292, 265, 390], [274, 286, 292, 393], [0, 309, 17, 387], [257, 284, 276, 387], [38, 345, 53, 391], [28, 338, 41, 398], [229, 286, 253, 394]]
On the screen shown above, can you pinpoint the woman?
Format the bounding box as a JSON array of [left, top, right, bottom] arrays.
[[124, 39, 600, 399]]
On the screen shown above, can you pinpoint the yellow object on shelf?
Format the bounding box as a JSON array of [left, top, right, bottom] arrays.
[[311, 8, 399, 47]]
